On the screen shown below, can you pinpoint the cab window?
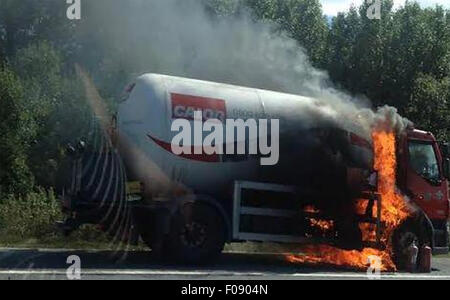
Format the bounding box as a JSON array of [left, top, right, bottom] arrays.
[[408, 141, 440, 182]]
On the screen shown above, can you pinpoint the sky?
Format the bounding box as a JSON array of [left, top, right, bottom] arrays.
[[320, 0, 450, 16]]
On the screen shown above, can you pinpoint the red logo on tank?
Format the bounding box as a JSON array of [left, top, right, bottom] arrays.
[[171, 93, 227, 123]]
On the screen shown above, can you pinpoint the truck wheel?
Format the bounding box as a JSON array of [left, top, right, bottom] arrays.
[[165, 203, 226, 264], [392, 220, 423, 271]]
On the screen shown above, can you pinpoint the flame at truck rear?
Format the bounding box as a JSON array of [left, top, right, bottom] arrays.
[[287, 130, 411, 272]]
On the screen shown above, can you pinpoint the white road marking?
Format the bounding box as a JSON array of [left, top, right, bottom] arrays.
[[291, 273, 450, 279], [0, 270, 265, 276]]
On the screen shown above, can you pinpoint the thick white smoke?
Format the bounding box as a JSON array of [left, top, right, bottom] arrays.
[[81, 0, 410, 137]]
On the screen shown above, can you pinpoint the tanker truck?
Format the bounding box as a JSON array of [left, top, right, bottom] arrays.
[[59, 74, 450, 269]]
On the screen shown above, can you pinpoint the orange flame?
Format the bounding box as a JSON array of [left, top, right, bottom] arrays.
[[310, 218, 334, 232], [287, 245, 394, 271], [373, 131, 410, 230], [304, 205, 319, 214], [287, 130, 411, 272]]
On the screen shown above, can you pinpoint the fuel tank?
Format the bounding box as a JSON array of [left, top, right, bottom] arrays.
[[116, 74, 373, 198]]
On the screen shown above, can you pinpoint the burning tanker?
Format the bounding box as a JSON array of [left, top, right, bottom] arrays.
[[62, 72, 450, 271], [287, 130, 411, 272]]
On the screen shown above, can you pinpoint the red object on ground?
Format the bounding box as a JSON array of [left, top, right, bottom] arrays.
[[419, 246, 432, 273]]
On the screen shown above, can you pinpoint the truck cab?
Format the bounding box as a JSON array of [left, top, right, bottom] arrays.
[[397, 129, 450, 255]]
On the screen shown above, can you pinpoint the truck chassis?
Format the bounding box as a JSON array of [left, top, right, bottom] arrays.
[[232, 180, 382, 249]]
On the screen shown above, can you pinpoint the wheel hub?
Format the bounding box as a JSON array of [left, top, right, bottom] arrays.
[[181, 221, 207, 247]]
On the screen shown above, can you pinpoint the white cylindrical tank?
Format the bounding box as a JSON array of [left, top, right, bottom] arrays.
[[117, 74, 372, 197]]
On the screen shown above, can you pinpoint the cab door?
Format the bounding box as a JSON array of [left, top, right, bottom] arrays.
[[406, 140, 449, 220]]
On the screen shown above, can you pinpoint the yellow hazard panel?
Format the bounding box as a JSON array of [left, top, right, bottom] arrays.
[[126, 181, 141, 194], [126, 182, 143, 202]]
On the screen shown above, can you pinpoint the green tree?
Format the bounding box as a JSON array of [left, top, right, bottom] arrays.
[[325, 0, 450, 140], [326, 1, 395, 101], [407, 74, 450, 140], [244, 0, 328, 67], [0, 0, 72, 60], [326, 7, 362, 93], [11, 42, 63, 120], [383, 3, 450, 112], [0, 66, 35, 195], [10, 42, 91, 188]]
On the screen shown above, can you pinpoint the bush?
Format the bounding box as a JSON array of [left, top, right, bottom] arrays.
[[0, 189, 61, 241], [0, 67, 35, 195], [71, 224, 110, 244]]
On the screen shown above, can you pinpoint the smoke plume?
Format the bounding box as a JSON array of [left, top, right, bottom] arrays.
[[78, 0, 410, 138]]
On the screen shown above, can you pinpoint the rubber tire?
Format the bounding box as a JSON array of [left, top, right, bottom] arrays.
[[392, 219, 426, 271], [165, 203, 226, 264]]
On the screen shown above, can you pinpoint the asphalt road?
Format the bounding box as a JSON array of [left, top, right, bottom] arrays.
[[0, 248, 449, 280]]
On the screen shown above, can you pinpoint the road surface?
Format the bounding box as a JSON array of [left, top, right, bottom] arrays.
[[0, 248, 449, 280]]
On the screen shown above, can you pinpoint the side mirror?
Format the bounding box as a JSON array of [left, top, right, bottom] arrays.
[[443, 158, 450, 180]]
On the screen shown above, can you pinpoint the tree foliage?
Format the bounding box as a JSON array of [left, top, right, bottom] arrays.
[[0, 66, 34, 194], [325, 1, 450, 137], [244, 0, 328, 66]]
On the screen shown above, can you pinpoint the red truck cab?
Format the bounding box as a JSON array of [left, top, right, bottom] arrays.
[[396, 129, 450, 255]]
